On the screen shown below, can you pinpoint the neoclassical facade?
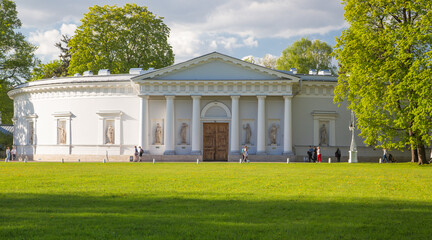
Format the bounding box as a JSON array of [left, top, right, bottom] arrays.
[[8, 52, 409, 162]]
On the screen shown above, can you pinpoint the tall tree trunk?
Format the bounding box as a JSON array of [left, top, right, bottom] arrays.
[[411, 145, 417, 163], [416, 144, 428, 165]]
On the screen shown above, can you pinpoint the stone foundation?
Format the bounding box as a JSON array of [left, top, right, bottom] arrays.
[[15, 153, 413, 163]]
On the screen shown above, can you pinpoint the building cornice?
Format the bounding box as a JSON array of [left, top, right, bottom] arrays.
[[8, 81, 134, 99]]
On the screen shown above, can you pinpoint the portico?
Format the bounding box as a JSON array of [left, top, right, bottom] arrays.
[[133, 52, 299, 160]]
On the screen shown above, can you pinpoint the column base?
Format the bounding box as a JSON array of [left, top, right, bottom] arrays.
[[256, 151, 266, 155], [190, 150, 201, 155], [349, 150, 358, 163], [164, 150, 176, 155]]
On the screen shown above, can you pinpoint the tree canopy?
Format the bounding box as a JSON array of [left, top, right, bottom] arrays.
[[333, 0, 432, 164], [0, 0, 36, 85], [243, 54, 277, 69], [276, 38, 334, 74], [31, 60, 63, 80], [68, 4, 174, 75], [0, 0, 36, 124]]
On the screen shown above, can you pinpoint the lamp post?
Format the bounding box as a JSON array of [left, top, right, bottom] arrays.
[[349, 110, 358, 163]]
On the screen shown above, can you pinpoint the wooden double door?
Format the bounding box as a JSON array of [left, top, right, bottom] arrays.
[[203, 123, 229, 161]]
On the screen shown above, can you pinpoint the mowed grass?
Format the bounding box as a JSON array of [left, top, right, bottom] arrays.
[[0, 162, 431, 239]]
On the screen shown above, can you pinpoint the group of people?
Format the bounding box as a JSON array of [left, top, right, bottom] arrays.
[[241, 145, 249, 163], [307, 146, 342, 163], [133, 146, 145, 162], [5, 147, 17, 161], [382, 149, 396, 163]]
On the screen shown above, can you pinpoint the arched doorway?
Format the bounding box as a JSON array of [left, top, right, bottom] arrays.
[[201, 102, 231, 161]]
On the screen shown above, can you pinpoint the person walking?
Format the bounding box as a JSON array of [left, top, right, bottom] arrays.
[[241, 145, 248, 163], [134, 146, 138, 162], [335, 148, 341, 162], [5, 147, 10, 161], [313, 146, 317, 163], [11, 147, 16, 161], [307, 146, 313, 162], [382, 148, 388, 163], [138, 146, 144, 162], [317, 146, 322, 163]]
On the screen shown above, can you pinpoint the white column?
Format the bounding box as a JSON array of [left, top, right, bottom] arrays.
[[329, 119, 336, 146], [191, 96, 201, 155], [283, 95, 293, 155], [257, 96, 266, 155], [164, 96, 175, 155], [313, 119, 319, 146], [139, 95, 149, 153], [230, 96, 240, 154]]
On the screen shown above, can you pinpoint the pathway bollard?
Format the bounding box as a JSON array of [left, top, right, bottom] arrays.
[[62, 158, 64, 163], [5, 158, 8, 162], [287, 158, 290, 163], [328, 158, 331, 163], [379, 158, 382, 164], [78, 159, 80, 162], [239, 158, 242, 163], [196, 158, 199, 164], [153, 158, 155, 164], [24, 158, 27, 163], [103, 158, 106, 163]]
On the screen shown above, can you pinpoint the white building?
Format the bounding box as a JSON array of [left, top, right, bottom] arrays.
[[8, 52, 409, 162]]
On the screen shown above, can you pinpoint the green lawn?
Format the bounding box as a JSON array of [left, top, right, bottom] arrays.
[[0, 162, 431, 239]]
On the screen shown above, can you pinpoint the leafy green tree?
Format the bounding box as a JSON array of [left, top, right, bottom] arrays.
[[0, 0, 36, 85], [31, 60, 63, 80], [276, 38, 334, 74], [69, 4, 174, 75], [333, 0, 432, 164], [0, 83, 13, 124]]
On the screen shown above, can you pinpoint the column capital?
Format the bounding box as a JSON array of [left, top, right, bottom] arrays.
[[138, 94, 149, 99], [231, 95, 240, 100], [191, 95, 202, 100], [257, 95, 267, 99], [165, 95, 175, 100], [283, 95, 293, 99]]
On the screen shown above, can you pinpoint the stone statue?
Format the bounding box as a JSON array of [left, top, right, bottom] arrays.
[[58, 123, 66, 144], [269, 123, 279, 145], [180, 122, 188, 144], [106, 124, 114, 144], [320, 124, 327, 145], [155, 123, 162, 145], [243, 123, 252, 144], [29, 124, 34, 145]]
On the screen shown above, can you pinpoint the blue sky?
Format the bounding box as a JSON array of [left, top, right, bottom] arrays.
[[15, 0, 347, 64]]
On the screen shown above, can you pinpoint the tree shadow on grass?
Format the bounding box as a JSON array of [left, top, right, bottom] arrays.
[[0, 193, 431, 239]]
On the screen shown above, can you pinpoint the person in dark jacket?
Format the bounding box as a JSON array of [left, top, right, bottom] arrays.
[[307, 146, 313, 162], [313, 146, 317, 163], [335, 148, 341, 162]]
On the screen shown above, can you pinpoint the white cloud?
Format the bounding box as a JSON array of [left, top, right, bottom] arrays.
[[243, 36, 258, 48], [28, 24, 77, 62], [60, 24, 77, 36]]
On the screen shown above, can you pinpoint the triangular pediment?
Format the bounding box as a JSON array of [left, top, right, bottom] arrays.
[[132, 52, 299, 82]]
